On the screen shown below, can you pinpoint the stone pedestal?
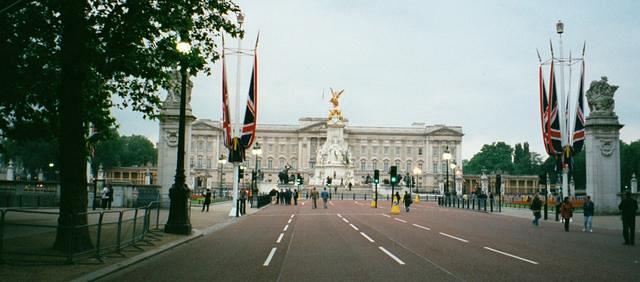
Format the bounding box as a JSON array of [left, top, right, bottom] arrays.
[[585, 115, 623, 214], [311, 119, 354, 186], [157, 73, 195, 206]]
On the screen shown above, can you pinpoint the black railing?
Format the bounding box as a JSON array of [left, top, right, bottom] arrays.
[[0, 201, 162, 264]]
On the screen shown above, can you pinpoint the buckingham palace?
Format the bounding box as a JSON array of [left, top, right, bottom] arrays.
[[185, 117, 463, 191]]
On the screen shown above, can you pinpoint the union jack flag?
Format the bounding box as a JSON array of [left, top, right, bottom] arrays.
[[572, 60, 586, 154], [221, 44, 232, 149], [539, 65, 551, 155], [240, 41, 258, 149], [547, 62, 563, 155]]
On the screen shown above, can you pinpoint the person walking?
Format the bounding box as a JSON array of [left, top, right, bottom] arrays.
[[530, 194, 542, 226], [560, 197, 573, 232], [311, 187, 319, 209], [619, 191, 638, 245], [403, 191, 412, 212], [555, 193, 562, 222], [202, 189, 212, 212], [321, 187, 329, 209], [394, 191, 401, 206], [293, 189, 298, 206], [583, 196, 594, 232], [101, 186, 110, 210], [106, 185, 114, 210]]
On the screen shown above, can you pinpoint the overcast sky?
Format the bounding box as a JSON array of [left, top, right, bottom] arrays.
[[113, 0, 639, 160]]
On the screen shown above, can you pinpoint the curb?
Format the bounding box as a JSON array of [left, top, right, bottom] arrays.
[[72, 230, 204, 282]]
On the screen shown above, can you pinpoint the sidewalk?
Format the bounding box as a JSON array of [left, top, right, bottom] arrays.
[[0, 201, 262, 282], [491, 206, 627, 231]]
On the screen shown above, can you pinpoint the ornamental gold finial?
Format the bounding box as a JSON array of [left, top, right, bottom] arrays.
[[327, 88, 344, 121]]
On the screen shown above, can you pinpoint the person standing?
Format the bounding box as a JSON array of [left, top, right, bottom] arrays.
[[403, 191, 412, 212], [101, 186, 110, 210], [619, 191, 638, 245], [293, 189, 298, 206], [560, 197, 573, 232], [311, 187, 319, 209], [321, 187, 329, 209], [106, 185, 114, 210], [202, 189, 212, 212], [530, 195, 542, 226], [583, 196, 595, 232]]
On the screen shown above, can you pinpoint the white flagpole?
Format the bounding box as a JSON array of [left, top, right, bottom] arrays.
[[230, 13, 245, 217]]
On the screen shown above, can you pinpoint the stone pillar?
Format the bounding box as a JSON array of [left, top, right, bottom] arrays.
[[631, 174, 637, 194], [157, 71, 195, 205], [569, 178, 575, 198], [480, 171, 488, 194], [6, 160, 14, 181], [145, 168, 152, 185], [585, 77, 623, 214]]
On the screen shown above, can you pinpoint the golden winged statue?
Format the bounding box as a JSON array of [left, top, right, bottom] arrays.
[[327, 88, 345, 121]]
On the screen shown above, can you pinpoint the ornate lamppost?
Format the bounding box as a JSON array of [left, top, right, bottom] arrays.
[[251, 142, 262, 207], [413, 166, 422, 193], [450, 162, 457, 197], [164, 40, 193, 235], [218, 154, 227, 197], [442, 146, 452, 205]]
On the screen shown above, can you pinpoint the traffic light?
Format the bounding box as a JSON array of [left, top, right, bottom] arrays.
[[374, 169, 380, 184], [495, 174, 501, 194], [238, 166, 244, 179], [390, 166, 397, 185]]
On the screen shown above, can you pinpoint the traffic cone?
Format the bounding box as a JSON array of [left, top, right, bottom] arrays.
[[390, 204, 400, 215], [414, 194, 420, 204], [371, 201, 377, 208]]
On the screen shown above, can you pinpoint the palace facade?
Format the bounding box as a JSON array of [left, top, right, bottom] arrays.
[[186, 118, 463, 191]]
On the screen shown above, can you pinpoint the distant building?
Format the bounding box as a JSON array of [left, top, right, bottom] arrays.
[[104, 166, 157, 185], [463, 174, 540, 195], [187, 118, 463, 191]]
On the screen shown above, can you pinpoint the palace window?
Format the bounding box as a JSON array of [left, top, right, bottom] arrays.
[[207, 141, 213, 152], [372, 160, 378, 170], [395, 160, 401, 168], [395, 147, 400, 155], [197, 156, 203, 168], [433, 162, 438, 173], [406, 161, 412, 173], [279, 158, 285, 169], [407, 147, 412, 155], [360, 160, 366, 171], [383, 160, 389, 172], [418, 148, 423, 155], [198, 141, 203, 152], [384, 146, 389, 155], [190, 157, 194, 167], [207, 158, 212, 169], [268, 159, 273, 169]]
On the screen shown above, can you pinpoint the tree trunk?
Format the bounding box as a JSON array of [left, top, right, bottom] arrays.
[[53, 0, 93, 254]]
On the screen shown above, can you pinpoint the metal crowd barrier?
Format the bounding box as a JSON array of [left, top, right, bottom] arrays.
[[0, 201, 162, 265]]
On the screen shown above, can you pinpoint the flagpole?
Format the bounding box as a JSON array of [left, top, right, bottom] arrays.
[[230, 12, 244, 217], [555, 20, 570, 198]]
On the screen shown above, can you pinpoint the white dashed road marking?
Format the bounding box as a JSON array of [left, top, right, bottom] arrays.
[[283, 225, 289, 231], [276, 233, 284, 243], [350, 224, 359, 231], [439, 232, 469, 243], [381, 214, 391, 218], [337, 214, 342, 218], [342, 218, 349, 223], [290, 214, 294, 218], [394, 218, 407, 223], [360, 232, 375, 243], [412, 223, 431, 231], [483, 247, 539, 265], [263, 248, 277, 266], [379, 246, 405, 265], [288, 219, 292, 224]]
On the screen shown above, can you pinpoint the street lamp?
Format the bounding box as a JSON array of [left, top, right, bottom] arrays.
[[251, 143, 262, 207], [164, 40, 192, 235], [442, 147, 451, 195], [412, 166, 422, 193], [450, 163, 457, 196], [218, 154, 227, 197]]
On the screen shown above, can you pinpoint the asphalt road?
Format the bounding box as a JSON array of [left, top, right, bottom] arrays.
[[103, 200, 640, 281]]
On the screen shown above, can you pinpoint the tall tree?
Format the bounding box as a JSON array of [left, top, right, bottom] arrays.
[[463, 142, 514, 174], [1, 0, 242, 252]]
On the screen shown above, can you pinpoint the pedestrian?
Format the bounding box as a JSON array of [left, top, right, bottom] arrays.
[[394, 191, 401, 206], [293, 189, 298, 206], [555, 193, 562, 222], [311, 187, 319, 209], [583, 195, 594, 232], [321, 187, 329, 209], [348, 182, 352, 191], [101, 186, 110, 209], [560, 197, 573, 232], [280, 189, 285, 205], [619, 191, 638, 245], [403, 191, 412, 212], [530, 194, 542, 226], [334, 185, 337, 194], [106, 185, 113, 209], [202, 188, 212, 212]]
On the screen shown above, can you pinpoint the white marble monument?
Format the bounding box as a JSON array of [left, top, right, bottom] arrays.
[[311, 89, 355, 186], [585, 77, 623, 214]]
